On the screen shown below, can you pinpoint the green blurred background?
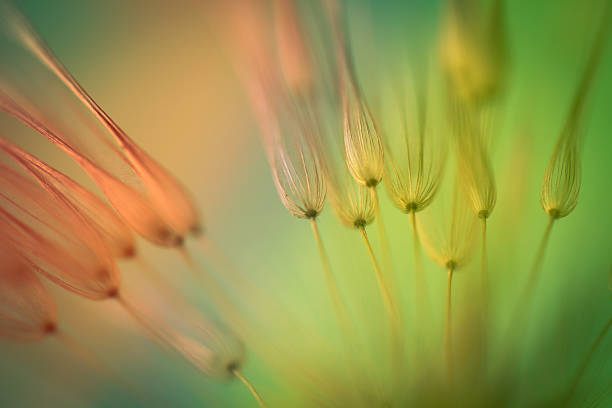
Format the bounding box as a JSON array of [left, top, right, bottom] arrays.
[[0, 0, 611, 406]]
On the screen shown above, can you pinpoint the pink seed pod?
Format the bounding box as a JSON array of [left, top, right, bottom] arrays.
[[0, 93, 183, 247], [0, 165, 120, 300], [0, 138, 137, 259], [0, 238, 57, 342], [2, 4, 202, 238]]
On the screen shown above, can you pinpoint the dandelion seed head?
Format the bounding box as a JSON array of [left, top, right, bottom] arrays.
[[265, 103, 327, 220], [170, 325, 246, 380], [420, 186, 478, 270], [455, 106, 497, 218], [329, 177, 375, 229], [343, 96, 384, 188], [541, 136, 581, 219]]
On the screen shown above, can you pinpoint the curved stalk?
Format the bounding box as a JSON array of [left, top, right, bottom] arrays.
[[409, 210, 429, 321], [446, 267, 454, 380], [509, 216, 556, 332], [233, 369, 268, 408], [359, 226, 403, 384], [370, 186, 394, 281], [359, 227, 397, 323]]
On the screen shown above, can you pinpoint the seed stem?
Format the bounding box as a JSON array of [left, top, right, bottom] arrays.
[[510, 216, 556, 331], [233, 369, 268, 408], [481, 217, 488, 314], [311, 218, 385, 399], [359, 226, 397, 324], [525, 215, 555, 299], [310, 218, 350, 336], [481, 216, 489, 367], [370, 186, 394, 281], [409, 210, 429, 322], [446, 266, 454, 380], [359, 226, 403, 382], [563, 316, 612, 406]]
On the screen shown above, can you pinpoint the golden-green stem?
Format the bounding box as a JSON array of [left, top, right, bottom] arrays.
[[233, 368, 268, 408], [359, 226, 398, 324], [562, 316, 612, 406], [525, 215, 555, 298], [409, 210, 429, 322], [480, 216, 489, 366], [446, 266, 454, 380], [481, 217, 488, 314], [312, 218, 385, 400], [370, 186, 395, 281], [310, 219, 355, 348], [310, 218, 345, 321], [359, 226, 403, 382], [510, 215, 556, 331]]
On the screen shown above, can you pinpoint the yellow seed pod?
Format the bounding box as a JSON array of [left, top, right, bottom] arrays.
[[343, 95, 384, 188], [541, 136, 581, 220]]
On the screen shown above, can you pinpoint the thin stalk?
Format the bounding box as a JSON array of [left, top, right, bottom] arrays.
[[359, 226, 403, 382], [524, 216, 555, 300], [481, 216, 489, 365], [232, 369, 268, 408], [311, 218, 385, 400], [359, 226, 397, 323], [510, 216, 556, 331], [409, 210, 429, 321], [563, 316, 612, 406], [446, 267, 454, 380], [370, 187, 394, 281], [310, 218, 350, 337], [481, 217, 488, 315]]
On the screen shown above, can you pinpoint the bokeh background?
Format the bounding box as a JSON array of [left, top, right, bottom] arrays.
[[0, 0, 611, 407]]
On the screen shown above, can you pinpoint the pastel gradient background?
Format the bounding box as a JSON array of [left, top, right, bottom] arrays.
[[1, 0, 611, 407]]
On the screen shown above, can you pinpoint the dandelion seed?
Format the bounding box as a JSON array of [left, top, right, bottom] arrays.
[[329, 175, 376, 230], [520, 3, 611, 321], [329, 170, 403, 388], [419, 184, 478, 377], [0, 240, 147, 402], [342, 86, 396, 289], [118, 294, 268, 407], [0, 92, 183, 247], [0, 163, 263, 404], [454, 103, 497, 332], [0, 240, 57, 342], [1, 4, 202, 238], [0, 138, 136, 259], [264, 105, 326, 221], [0, 164, 121, 299], [343, 94, 384, 189], [384, 71, 446, 325]]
